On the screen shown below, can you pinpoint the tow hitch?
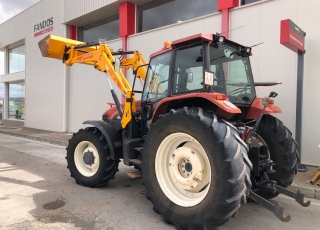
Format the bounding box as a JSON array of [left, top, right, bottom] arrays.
[[248, 146, 311, 222], [249, 191, 291, 222], [249, 184, 310, 222]]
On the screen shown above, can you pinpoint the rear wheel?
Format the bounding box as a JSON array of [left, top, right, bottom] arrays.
[[66, 127, 119, 187], [142, 107, 252, 229], [252, 115, 298, 199]]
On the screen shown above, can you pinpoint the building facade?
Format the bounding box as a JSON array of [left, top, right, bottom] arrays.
[[0, 0, 319, 166]]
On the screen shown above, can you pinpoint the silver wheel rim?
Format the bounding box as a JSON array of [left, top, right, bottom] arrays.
[[155, 133, 211, 207], [74, 141, 100, 177]]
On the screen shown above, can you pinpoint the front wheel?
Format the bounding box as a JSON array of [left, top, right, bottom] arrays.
[[66, 127, 119, 187], [142, 107, 252, 229]]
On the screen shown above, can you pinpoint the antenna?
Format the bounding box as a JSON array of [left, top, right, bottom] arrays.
[[250, 42, 264, 48], [217, 26, 244, 36]]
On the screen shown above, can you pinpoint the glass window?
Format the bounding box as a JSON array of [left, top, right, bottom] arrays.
[[138, 0, 218, 32], [8, 44, 25, 74], [8, 82, 25, 120], [0, 51, 4, 120], [210, 46, 255, 104], [241, 0, 261, 5], [142, 51, 172, 123], [78, 14, 119, 42], [142, 51, 172, 102], [173, 45, 203, 94]]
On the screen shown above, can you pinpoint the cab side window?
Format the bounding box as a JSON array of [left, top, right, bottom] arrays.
[[173, 45, 203, 94]]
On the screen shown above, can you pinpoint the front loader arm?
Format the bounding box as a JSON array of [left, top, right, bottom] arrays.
[[64, 42, 132, 96], [38, 34, 145, 128]]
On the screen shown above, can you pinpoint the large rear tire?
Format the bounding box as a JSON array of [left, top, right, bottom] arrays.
[[253, 115, 298, 199], [66, 127, 119, 187], [142, 107, 252, 229]]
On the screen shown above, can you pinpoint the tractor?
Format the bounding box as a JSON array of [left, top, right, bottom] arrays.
[[38, 33, 310, 229]]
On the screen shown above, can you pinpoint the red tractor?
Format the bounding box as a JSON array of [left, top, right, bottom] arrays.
[[39, 33, 310, 229]]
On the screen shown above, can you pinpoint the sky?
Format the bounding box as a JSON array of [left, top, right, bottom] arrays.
[[0, 0, 40, 98]]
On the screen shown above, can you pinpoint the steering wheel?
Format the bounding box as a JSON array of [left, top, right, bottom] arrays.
[[235, 93, 252, 102]]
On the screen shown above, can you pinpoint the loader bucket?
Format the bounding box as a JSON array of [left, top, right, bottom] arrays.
[[38, 34, 84, 60]]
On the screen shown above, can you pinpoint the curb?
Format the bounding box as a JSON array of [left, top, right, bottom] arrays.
[[0, 130, 68, 147], [289, 184, 320, 200]]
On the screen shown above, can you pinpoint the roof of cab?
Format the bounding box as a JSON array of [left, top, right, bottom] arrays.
[[149, 33, 213, 59], [149, 33, 250, 59]]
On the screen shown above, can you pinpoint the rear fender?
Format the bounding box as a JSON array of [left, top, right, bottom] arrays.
[[151, 92, 241, 123], [245, 98, 282, 120], [83, 120, 123, 160]]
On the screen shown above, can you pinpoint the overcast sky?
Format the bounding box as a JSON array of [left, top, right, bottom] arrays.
[[0, 0, 40, 98]]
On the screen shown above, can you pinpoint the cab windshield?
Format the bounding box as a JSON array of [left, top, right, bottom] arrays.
[[141, 51, 172, 102], [210, 45, 255, 104]]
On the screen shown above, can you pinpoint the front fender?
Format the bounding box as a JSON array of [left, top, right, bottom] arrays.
[[245, 98, 282, 120], [83, 120, 123, 160]]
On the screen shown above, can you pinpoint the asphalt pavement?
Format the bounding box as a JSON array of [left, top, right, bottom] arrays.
[[0, 134, 320, 230]]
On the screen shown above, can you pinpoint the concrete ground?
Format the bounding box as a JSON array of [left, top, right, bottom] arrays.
[[0, 134, 320, 230], [0, 124, 319, 199]]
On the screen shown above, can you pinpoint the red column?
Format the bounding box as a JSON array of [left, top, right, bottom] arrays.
[[218, 0, 239, 39], [70, 25, 77, 40], [221, 9, 230, 38], [119, 2, 136, 102], [119, 2, 136, 39]]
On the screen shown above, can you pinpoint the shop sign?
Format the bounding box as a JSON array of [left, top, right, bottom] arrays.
[[34, 17, 53, 37], [280, 19, 305, 53]]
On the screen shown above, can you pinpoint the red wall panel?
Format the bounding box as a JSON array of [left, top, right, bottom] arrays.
[[70, 25, 77, 40], [120, 2, 136, 37], [218, 0, 239, 11]]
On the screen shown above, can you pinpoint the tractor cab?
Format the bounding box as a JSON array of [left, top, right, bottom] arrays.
[[141, 33, 256, 123]]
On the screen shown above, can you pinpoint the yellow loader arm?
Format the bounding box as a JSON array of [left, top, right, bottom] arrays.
[[38, 35, 153, 128]]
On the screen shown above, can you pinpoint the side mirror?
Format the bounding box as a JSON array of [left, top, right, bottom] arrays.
[[114, 58, 121, 72], [269, 91, 278, 98], [187, 72, 193, 83]]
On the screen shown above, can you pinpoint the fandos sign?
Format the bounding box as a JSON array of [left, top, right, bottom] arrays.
[[34, 17, 53, 37], [280, 19, 305, 53]]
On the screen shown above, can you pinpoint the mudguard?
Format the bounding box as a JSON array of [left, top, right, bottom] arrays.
[[83, 120, 123, 160], [151, 92, 241, 123], [245, 98, 282, 119]]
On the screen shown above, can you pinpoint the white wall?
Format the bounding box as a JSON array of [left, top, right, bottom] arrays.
[[296, 1, 320, 165], [230, 0, 298, 137], [68, 39, 122, 132], [0, 0, 67, 131], [26, 0, 67, 131], [229, 0, 320, 165]]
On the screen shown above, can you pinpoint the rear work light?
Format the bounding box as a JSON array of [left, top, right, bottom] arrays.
[[216, 94, 227, 100]]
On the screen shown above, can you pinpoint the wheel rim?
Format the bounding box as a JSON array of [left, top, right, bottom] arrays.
[[155, 133, 211, 207], [74, 141, 100, 177]]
